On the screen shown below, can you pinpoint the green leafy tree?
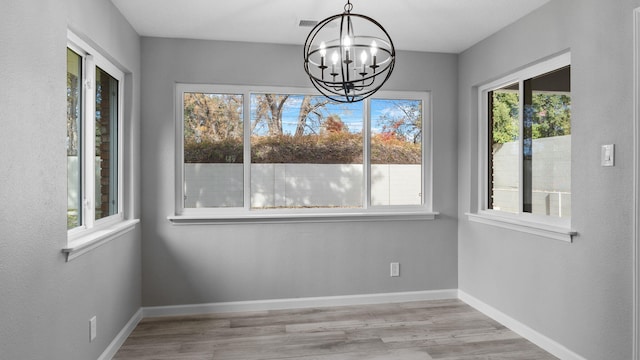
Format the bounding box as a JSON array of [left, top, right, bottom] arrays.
[[530, 93, 571, 138], [491, 91, 519, 145], [492, 91, 571, 145]]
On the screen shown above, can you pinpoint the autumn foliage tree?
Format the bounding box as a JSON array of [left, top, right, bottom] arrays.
[[183, 93, 422, 164], [375, 100, 422, 144], [321, 115, 348, 134], [184, 93, 243, 143]]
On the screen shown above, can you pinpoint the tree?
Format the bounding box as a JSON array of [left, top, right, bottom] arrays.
[[294, 96, 331, 137], [183, 93, 243, 143], [375, 100, 422, 144], [251, 94, 333, 137], [252, 94, 289, 136], [183, 92, 422, 164], [492, 90, 571, 145], [67, 71, 80, 156], [321, 115, 348, 133], [491, 91, 519, 145], [530, 93, 571, 138]]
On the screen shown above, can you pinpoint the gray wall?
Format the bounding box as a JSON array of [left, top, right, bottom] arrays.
[[458, 0, 638, 358], [140, 38, 458, 306], [0, 1, 141, 359]]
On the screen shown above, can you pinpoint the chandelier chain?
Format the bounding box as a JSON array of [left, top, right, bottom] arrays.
[[344, 0, 353, 13]]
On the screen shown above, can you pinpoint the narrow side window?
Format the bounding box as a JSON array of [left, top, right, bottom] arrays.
[[482, 56, 571, 222], [67, 35, 125, 236]]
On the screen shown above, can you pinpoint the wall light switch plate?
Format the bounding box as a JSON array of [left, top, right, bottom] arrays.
[[89, 316, 97, 342], [390, 262, 400, 277], [601, 144, 614, 167]]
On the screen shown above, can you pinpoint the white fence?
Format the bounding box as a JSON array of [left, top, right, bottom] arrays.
[[184, 164, 422, 208], [67, 157, 106, 212], [70, 136, 570, 214], [492, 135, 571, 217]]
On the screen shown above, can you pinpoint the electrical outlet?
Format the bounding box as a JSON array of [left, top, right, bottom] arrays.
[[390, 262, 400, 277], [89, 316, 97, 342]]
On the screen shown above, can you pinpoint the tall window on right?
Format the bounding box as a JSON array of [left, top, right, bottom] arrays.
[[484, 54, 571, 223]]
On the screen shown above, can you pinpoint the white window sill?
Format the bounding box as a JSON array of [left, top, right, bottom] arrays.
[[466, 212, 576, 243], [168, 211, 439, 225], [62, 219, 140, 262]]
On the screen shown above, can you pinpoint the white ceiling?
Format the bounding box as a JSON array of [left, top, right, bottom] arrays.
[[111, 0, 551, 53]]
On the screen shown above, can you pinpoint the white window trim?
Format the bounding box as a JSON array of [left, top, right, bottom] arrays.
[[65, 30, 138, 260], [468, 51, 576, 242], [171, 84, 436, 224], [63, 219, 140, 261]]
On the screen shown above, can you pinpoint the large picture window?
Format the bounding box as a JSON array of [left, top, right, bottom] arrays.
[[175, 85, 432, 221], [474, 52, 573, 240], [67, 34, 124, 235]]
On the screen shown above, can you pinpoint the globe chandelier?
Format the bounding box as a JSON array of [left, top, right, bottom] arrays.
[[303, 0, 395, 103]]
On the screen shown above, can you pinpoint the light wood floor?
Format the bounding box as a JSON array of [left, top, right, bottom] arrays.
[[113, 299, 557, 360]]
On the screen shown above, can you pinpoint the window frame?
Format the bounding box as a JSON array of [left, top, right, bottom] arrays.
[[64, 30, 138, 260], [171, 84, 436, 224], [470, 52, 576, 242]]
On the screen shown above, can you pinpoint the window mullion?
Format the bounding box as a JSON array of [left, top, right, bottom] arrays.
[[116, 73, 124, 218], [243, 91, 251, 211], [364, 99, 371, 209], [84, 55, 97, 228], [176, 88, 186, 213], [479, 89, 489, 212], [422, 96, 430, 209], [518, 79, 525, 215]]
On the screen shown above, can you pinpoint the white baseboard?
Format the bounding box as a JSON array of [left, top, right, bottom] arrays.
[[142, 289, 458, 318], [97, 308, 142, 360], [458, 290, 586, 360]]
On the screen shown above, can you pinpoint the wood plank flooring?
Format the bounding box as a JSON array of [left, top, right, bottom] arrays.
[[113, 299, 557, 360]]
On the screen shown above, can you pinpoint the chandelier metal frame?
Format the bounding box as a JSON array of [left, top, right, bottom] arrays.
[[303, 0, 395, 103]]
